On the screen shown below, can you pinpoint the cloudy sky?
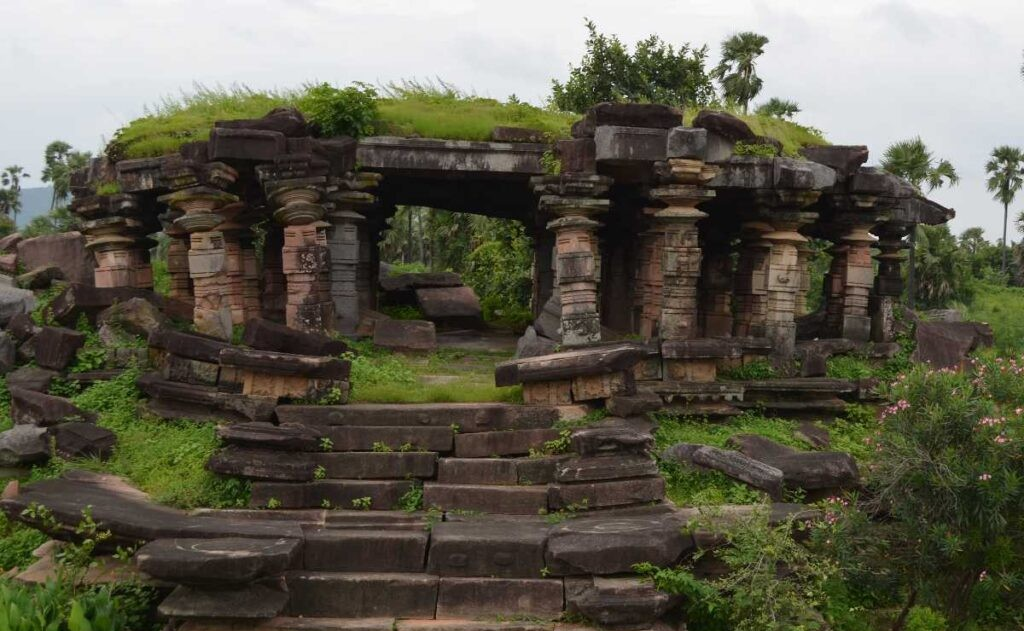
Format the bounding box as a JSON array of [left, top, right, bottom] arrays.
[[2, 0, 1022, 238]]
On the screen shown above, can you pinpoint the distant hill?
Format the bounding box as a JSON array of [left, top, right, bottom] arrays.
[[14, 186, 55, 229]]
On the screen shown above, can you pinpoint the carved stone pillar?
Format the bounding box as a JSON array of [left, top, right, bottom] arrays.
[[160, 186, 240, 340], [327, 172, 380, 333], [533, 174, 612, 347], [835, 224, 876, 341], [649, 186, 709, 341], [261, 226, 286, 323], [268, 179, 333, 333], [872, 222, 910, 342], [635, 213, 663, 340], [761, 202, 819, 358], [239, 233, 260, 322], [73, 194, 153, 290], [218, 203, 250, 326], [794, 242, 813, 317], [699, 227, 735, 338], [732, 221, 772, 338], [159, 211, 194, 309]]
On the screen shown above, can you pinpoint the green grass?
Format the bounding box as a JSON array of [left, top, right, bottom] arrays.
[[345, 340, 520, 404], [825, 355, 875, 380], [683, 108, 827, 157], [964, 282, 1024, 353]]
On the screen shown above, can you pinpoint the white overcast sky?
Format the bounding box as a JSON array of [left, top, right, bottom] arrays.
[[2, 0, 1022, 239]]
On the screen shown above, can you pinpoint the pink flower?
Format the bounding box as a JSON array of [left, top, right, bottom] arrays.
[[978, 473, 992, 481]]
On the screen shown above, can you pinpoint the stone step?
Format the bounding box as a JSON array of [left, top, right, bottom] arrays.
[[276, 403, 558, 433], [436, 577, 564, 619], [453, 429, 561, 458], [548, 477, 667, 511], [323, 426, 453, 452], [250, 480, 414, 510], [314, 452, 438, 479], [437, 457, 567, 486], [302, 528, 429, 572], [285, 572, 439, 618], [324, 510, 431, 530], [422, 483, 548, 515], [180, 619, 564, 631], [427, 519, 548, 578]]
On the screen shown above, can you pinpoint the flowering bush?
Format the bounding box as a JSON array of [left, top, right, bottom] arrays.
[[823, 354, 1024, 628]]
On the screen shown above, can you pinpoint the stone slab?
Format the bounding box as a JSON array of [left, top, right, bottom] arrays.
[[570, 426, 653, 457], [243, 317, 348, 357], [136, 537, 301, 584], [422, 483, 548, 515], [313, 452, 437, 479], [373, 319, 437, 352], [33, 326, 86, 371], [545, 513, 689, 576], [181, 619, 396, 631], [324, 426, 453, 452], [207, 446, 316, 482], [303, 528, 429, 572], [249, 480, 413, 510], [217, 422, 321, 451], [159, 583, 288, 619], [427, 520, 548, 578], [276, 404, 558, 433], [285, 571, 439, 618], [554, 455, 658, 483], [437, 458, 518, 485], [495, 343, 646, 387], [436, 577, 564, 619], [565, 576, 676, 628], [454, 429, 561, 458], [548, 477, 665, 510]]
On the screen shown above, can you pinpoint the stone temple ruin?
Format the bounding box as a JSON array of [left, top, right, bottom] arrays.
[[0, 102, 967, 629]]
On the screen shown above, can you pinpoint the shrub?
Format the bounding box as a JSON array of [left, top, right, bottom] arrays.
[[905, 607, 948, 631], [718, 359, 775, 381], [825, 355, 874, 380], [297, 82, 379, 138]]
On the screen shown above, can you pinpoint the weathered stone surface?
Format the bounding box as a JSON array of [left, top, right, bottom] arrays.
[[570, 426, 653, 457], [218, 422, 321, 451], [314, 452, 437, 479], [548, 477, 665, 510], [208, 446, 315, 481], [799, 145, 869, 180], [515, 326, 557, 360], [250, 480, 413, 510], [594, 126, 668, 163], [692, 110, 756, 142], [436, 577, 563, 619], [666, 127, 708, 160], [415, 286, 482, 327], [454, 428, 560, 458], [0, 285, 36, 327], [7, 313, 40, 342], [215, 106, 309, 137], [725, 434, 800, 461], [912, 321, 994, 368], [137, 537, 300, 584], [181, 619, 396, 631], [545, 514, 689, 576], [423, 483, 549, 515], [691, 446, 785, 499], [765, 452, 861, 490], [159, 583, 288, 619], [380, 271, 462, 293], [10, 387, 97, 427], [50, 422, 116, 460], [0, 425, 48, 467], [491, 126, 547, 143], [574, 103, 683, 137], [555, 455, 658, 483], [97, 298, 168, 338], [209, 127, 287, 162], [605, 392, 664, 417], [397, 622, 549, 631], [285, 572, 438, 618], [162, 355, 220, 386], [6, 366, 58, 392], [17, 232, 94, 285], [138, 373, 276, 423], [427, 520, 548, 578], [0, 233, 23, 254], [565, 576, 677, 628], [373, 319, 437, 352], [324, 426, 453, 452], [149, 327, 233, 364], [495, 343, 646, 387], [516, 455, 570, 485], [47, 284, 158, 325], [437, 458, 518, 485], [220, 347, 351, 380], [32, 326, 86, 370], [795, 421, 831, 449], [303, 529, 429, 572], [16, 265, 63, 290], [0, 332, 15, 374], [276, 403, 557, 433], [242, 318, 348, 357], [556, 138, 597, 173]]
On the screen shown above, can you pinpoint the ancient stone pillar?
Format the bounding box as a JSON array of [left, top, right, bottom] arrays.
[[635, 213, 664, 340], [261, 226, 287, 323], [872, 222, 910, 342], [699, 228, 735, 338], [760, 200, 819, 358], [732, 221, 773, 338], [831, 224, 876, 341], [73, 194, 153, 290], [268, 179, 333, 333], [159, 210, 194, 309], [327, 172, 381, 333], [217, 203, 250, 326], [649, 187, 709, 341], [794, 241, 813, 317], [533, 174, 612, 347], [159, 186, 240, 340]]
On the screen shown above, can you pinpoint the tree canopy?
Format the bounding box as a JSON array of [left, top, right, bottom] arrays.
[[711, 32, 770, 114]]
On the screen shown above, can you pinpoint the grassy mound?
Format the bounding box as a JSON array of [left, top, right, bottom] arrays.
[[964, 282, 1024, 353], [107, 82, 826, 160]]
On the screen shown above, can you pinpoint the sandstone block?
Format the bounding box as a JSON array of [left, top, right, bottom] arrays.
[[545, 514, 690, 576], [548, 477, 665, 510], [436, 577, 563, 619], [285, 571, 438, 618], [454, 428, 561, 458], [303, 528, 429, 572], [137, 537, 300, 585], [427, 520, 548, 578], [422, 483, 548, 515]]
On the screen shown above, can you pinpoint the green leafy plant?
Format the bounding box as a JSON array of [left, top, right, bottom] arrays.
[[298, 82, 379, 138], [398, 483, 423, 512], [313, 465, 327, 480], [718, 359, 776, 381], [319, 437, 334, 452], [733, 141, 777, 157], [371, 441, 393, 453], [351, 497, 373, 511], [265, 498, 281, 509]]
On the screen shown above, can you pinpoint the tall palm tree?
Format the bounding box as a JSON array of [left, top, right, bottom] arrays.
[[0, 165, 29, 225], [880, 138, 960, 308], [40, 141, 91, 209], [711, 32, 770, 114], [985, 145, 1024, 273]]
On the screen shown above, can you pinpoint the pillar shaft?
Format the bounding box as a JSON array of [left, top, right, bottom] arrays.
[[699, 230, 734, 338], [327, 173, 380, 333], [655, 205, 706, 340], [271, 183, 333, 333], [732, 222, 772, 338], [548, 213, 603, 346], [635, 217, 664, 340], [871, 222, 910, 342]]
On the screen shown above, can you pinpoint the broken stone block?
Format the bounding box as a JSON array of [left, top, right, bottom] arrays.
[[303, 528, 429, 572], [242, 317, 348, 356], [570, 426, 653, 457], [33, 326, 86, 370], [574, 103, 683, 137], [149, 327, 233, 364], [379, 271, 462, 293], [565, 576, 678, 628], [548, 476, 666, 510], [0, 425, 49, 467], [17, 232, 94, 286], [215, 106, 309, 137], [208, 127, 287, 162], [415, 286, 483, 328], [0, 286, 36, 327], [216, 422, 320, 452], [766, 452, 861, 491], [158, 583, 288, 619], [795, 421, 831, 449], [207, 446, 315, 482], [495, 343, 646, 387], [454, 428, 561, 458], [690, 445, 785, 499], [556, 138, 597, 173], [522, 380, 573, 405], [16, 265, 63, 290], [692, 110, 757, 142], [6, 366, 58, 392], [571, 371, 635, 401], [373, 319, 437, 352], [799, 145, 869, 180], [285, 571, 438, 618], [7, 313, 39, 342], [913, 321, 994, 369], [138, 373, 276, 423], [276, 402, 557, 433], [97, 297, 168, 338], [545, 513, 690, 576], [0, 232, 23, 254], [0, 331, 15, 374], [666, 126, 708, 160], [163, 355, 220, 386], [436, 577, 563, 619], [422, 483, 548, 515], [427, 520, 548, 578], [137, 537, 300, 585], [515, 455, 571, 485], [594, 126, 668, 163], [515, 326, 557, 360], [725, 434, 800, 461], [555, 455, 658, 483], [606, 391, 663, 417], [437, 458, 518, 485], [10, 387, 97, 426], [49, 422, 116, 460]]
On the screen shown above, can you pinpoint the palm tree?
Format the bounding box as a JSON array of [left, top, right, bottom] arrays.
[[880, 138, 960, 308], [40, 141, 91, 209], [711, 32, 770, 114], [985, 145, 1024, 273], [754, 97, 800, 119], [0, 165, 29, 225]]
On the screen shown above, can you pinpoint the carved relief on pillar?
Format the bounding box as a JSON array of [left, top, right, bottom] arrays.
[[533, 174, 612, 348], [159, 185, 240, 340], [732, 221, 773, 338], [872, 222, 910, 342], [635, 214, 664, 340], [327, 172, 381, 333], [159, 211, 194, 308]]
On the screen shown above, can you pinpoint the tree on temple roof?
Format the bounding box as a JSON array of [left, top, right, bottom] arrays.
[[711, 32, 770, 114]]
